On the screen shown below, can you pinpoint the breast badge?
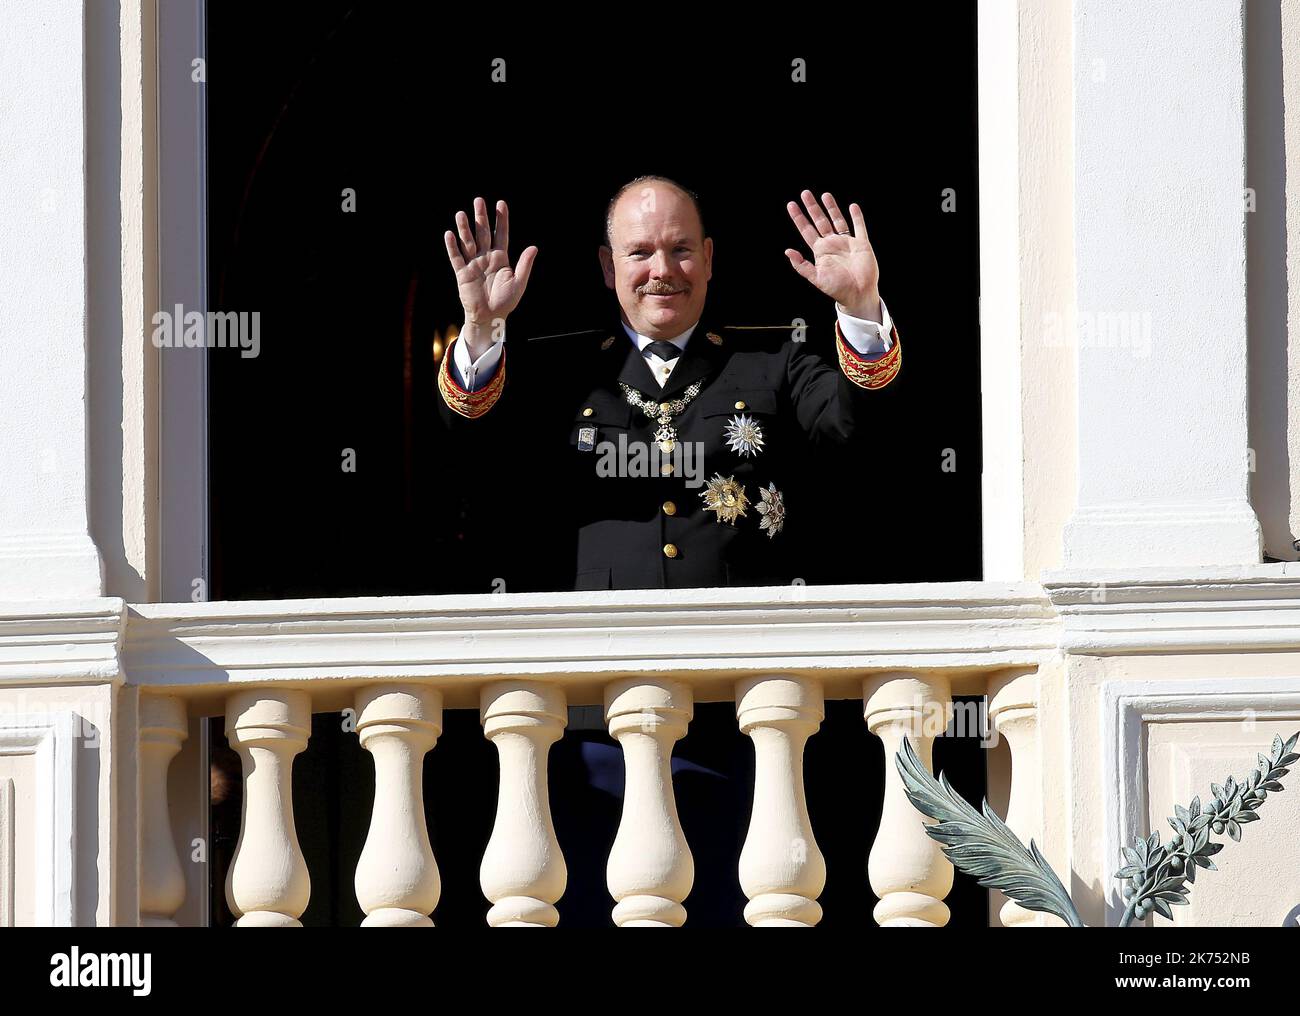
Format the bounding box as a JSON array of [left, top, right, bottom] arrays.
[[756, 482, 786, 538], [700, 474, 749, 524], [724, 413, 765, 458]]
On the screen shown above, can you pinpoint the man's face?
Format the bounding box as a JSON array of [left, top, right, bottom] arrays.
[[599, 184, 713, 338]]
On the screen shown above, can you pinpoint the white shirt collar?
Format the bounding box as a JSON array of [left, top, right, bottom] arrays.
[[621, 320, 699, 357]]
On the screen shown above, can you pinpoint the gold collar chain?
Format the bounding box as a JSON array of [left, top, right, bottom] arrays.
[[619, 380, 704, 453]]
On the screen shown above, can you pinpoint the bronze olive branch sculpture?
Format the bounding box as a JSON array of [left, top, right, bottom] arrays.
[[896, 730, 1299, 927]]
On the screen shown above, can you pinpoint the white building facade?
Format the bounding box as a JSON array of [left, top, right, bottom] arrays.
[[1, 0, 1300, 926]]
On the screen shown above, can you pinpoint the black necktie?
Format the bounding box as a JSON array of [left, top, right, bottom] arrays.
[[645, 340, 682, 362]]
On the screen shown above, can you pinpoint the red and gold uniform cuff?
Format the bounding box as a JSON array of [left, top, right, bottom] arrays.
[[835, 320, 901, 390], [437, 337, 506, 418]]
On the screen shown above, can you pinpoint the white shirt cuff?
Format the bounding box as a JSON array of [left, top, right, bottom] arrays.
[[835, 297, 894, 357], [451, 333, 505, 391]]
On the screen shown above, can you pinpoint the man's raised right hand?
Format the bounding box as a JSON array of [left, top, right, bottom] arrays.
[[443, 197, 537, 360]]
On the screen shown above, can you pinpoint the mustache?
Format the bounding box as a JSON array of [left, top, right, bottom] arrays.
[[638, 280, 689, 296]]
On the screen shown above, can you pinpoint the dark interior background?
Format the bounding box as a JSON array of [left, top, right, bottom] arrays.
[[207, 3, 982, 600], [204, 3, 986, 928]]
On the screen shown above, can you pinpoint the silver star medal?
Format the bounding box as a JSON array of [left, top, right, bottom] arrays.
[[756, 482, 785, 538], [724, 413, 765, 457]]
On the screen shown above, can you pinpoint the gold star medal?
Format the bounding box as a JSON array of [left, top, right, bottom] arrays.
[[756, 482, 786, 538], [724, 413, 765, 457], [700, 474, 749, 525]]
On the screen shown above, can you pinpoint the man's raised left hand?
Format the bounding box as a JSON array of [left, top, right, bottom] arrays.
[[784, 190, 882, 322]]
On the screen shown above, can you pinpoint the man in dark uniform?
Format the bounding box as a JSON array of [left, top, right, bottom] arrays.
[[435, 177, 901, 591]]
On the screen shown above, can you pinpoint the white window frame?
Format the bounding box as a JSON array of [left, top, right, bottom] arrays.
[[157, 0, 209, 604]]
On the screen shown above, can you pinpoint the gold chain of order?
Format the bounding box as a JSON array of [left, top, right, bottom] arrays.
[[619, 380, 703, 425]]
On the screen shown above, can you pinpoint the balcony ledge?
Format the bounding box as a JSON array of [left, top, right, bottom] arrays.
[[117, 582, 1054, 710], [6, 566, 1300, 706]]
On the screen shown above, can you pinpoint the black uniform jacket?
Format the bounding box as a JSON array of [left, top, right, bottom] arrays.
[[436, 312, 901, 591]]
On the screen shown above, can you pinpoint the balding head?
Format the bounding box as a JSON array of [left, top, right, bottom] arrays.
[[599, 176, 713, 339], [604, 176, 705, 246]]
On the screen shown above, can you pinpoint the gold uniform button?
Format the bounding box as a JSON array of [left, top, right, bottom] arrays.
[[582, 407, 594, 417], [663, 543, 679, 559], [662, 500, 677, 516], [734, 400, 746, 410], [660, 462, 674, 476]]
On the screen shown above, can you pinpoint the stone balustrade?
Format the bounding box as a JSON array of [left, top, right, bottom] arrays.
[[142, 669, 1037, 927], [127, 585, 1056, 926]]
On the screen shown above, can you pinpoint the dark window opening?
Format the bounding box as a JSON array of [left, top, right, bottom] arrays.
[[206, 3, 981, 599]]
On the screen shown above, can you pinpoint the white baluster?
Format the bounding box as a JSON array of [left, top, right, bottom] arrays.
[[605, 679, 693, 927], [480, 682, 567, 927], [864, 672, 954, 927], [139, 695, 187, 926], [354, 685, 442, 927], [736, 675, 826, 927], [989, 670, 1050, 927], [225, 689, 311, 927]]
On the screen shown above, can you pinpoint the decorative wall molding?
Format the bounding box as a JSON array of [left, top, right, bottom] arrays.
[[0, 712, 79, 926], [4, 569, 1300, 693], [1044, 563, 1300, 654], [0, 598, 125, 684], [1100, 678, 1300, 926]]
